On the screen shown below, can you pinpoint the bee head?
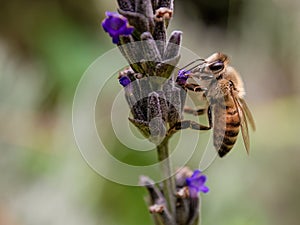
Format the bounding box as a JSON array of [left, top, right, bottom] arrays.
[[178, 53, 230, 80], [204, 52, 229, 75], [208, 61, 224, 73]]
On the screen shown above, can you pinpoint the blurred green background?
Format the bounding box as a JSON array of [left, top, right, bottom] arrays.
[[0, 0, 300, 224]]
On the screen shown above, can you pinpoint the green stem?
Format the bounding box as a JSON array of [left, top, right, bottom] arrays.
[[157, 139, 176, 219]]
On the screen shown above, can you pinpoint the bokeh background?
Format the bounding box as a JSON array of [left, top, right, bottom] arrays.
[[1, 0, 300, 224]]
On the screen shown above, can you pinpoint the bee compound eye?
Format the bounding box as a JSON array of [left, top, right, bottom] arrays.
[[209, 61, 224, 72]]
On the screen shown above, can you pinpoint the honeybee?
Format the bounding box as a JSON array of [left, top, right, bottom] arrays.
[[181, 52, 256, 157]]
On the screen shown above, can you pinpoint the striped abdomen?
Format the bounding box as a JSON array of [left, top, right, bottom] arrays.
[[213, 100, 241, 157]]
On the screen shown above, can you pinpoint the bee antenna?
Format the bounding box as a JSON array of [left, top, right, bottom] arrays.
[[180, 58, 205, 71]]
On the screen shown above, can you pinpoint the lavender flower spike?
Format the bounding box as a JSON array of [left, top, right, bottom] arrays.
[[186, 170, 209, 198], [102, 12, 134, 44]]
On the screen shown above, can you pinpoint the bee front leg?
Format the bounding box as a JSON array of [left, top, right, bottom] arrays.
[[207, 105, 213, 128], [183, 83, 209, 115], [183, 105, 213, 128], [184, 106, 206, 116], [184, 83, 207, 92], [172, 120, 211, 131]]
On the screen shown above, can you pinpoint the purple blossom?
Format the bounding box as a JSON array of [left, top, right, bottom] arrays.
[[119, 76, 131, 87], [102, 12, 134, 44], [178, 69, 190, 77], [176, 69, 190, 85], [186, 170, 209, 198]]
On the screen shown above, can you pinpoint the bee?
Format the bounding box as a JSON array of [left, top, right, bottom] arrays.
[[180, 52, 256, 157]]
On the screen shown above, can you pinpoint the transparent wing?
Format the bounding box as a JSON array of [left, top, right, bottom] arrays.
[[237, 98, 250, 154], [231, 92, 250, 154], [238, 98, 256, 131]]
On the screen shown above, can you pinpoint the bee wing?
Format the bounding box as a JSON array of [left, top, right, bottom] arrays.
[[231, 92, 251, 154], [238, 99, 250, 154], [236, 98, 250, 154], [238, 98, 256, 131]]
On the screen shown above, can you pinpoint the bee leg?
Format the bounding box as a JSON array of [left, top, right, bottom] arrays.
[[184, 83, 207, 92], [183, 104, 213, 128], [173, 120, 211, 131], [207, 105, 213, 128], [184, 106, 206, 116]]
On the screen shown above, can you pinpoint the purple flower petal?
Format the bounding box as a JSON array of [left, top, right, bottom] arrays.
[[186, 170, 209, 198], [123, 26, 134, 35], [102, 11, 134, 44], [119, 76, 131, 87], [176, 69, 190, 85], [189, 187, 199, 198], [199, 185, 209, 193], [178, 69, 189, 78], [112, 36, 120, 44], [105, 11, 117, 17]]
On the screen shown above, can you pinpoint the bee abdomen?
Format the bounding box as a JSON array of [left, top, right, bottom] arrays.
[[216, 109, 241, 157], [225, 129, 239, 137], [218, 144, 233, 157]]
